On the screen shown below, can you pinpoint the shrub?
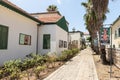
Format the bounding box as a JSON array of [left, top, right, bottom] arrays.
[[0, 68, 4, 79], [72, 48, 79, 54], [58, 50, 72, 61], [26, 53, 46, 66], [58, 49, 79, 61], [21, 58, 36, 70], [34, 65, 46, 79], [4, 59, 22, 80], [45, 53, 57, 68]]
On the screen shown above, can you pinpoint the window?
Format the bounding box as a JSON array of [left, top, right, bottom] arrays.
[[115, 30, 117, 39], [64, 41, 67, 48], [59, 40, 63, 48], [118, 28, 120, 37], [43, 34, 50, 49], [113, 45, 115, 48], [0, 25, 9, 49], [19, 33, 31, 45]]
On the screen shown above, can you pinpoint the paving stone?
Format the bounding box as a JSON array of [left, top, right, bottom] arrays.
[[44, 47, 99, 80]]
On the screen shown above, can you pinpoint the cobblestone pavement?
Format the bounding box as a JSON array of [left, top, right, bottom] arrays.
[[44, 48, 99, 80]]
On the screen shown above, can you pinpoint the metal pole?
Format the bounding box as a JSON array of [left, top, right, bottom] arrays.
[[110, 26, 112, 79], [102, 24, 113, 79]]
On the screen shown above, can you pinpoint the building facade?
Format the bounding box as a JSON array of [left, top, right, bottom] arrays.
[[0, 0, 41, 65], [31, 12, 69, 55], [109, 16, 120, 68], [0, 0, 69, 65], [68, 31, 83, 49]]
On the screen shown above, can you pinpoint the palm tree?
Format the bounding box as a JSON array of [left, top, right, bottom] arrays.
[[47, 5, 58, 12], [90, 0, 110, 63], [82, 0, 111, 63], [82, 0, 98, 52], [82, 0, 109, 54], [91, 0, 109, 31]]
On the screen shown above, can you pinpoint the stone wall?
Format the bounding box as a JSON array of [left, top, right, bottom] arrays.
[[106, 48, 120, 68]]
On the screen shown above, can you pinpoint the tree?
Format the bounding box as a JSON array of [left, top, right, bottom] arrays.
[[47, 5, 58, 12], [82, 0, 98, 52], [82, 0, 112, 63]]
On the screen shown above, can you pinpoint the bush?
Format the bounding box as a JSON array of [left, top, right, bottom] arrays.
[[45, 53, 57, 68], [0, 68, 4, 79], [58, 49, 79, 61], [22, 53, 46, 69], [34, 65, 46, 79], [58, 50, 72, 61], [0, 50, 80, 79], [22, 58, 36, 70], [4, 59, 22, 80], [71, 48, 79, 54]]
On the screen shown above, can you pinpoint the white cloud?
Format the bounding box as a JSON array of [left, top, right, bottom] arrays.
[[57, 0, 61, 4]]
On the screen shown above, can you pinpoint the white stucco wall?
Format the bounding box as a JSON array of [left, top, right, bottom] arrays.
[[38, 24, 56, 54], [38, 24, 68, 55], [0, 5, 38, 65], [112, 19, 120, 48], [56, 26, 68, 54], [69, 32, 82, 49]]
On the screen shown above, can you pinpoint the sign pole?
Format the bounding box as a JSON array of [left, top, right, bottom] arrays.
[[110, 26, 113, 79]]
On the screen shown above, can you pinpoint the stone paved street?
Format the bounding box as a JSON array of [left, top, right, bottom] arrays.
[[44, 47, 98, 80]]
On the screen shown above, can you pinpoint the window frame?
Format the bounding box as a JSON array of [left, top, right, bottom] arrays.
[[115, 30, 117, 39], [0, 24, 9, 50], [118, 28, 120, 37], [19, 33, 31, 45], [43, 34, 51, 49], [59, 40, 63, 48], [64, 41, 67, 48]]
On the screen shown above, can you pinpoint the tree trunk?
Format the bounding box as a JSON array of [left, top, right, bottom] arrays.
[[100, 45, 108, 64]]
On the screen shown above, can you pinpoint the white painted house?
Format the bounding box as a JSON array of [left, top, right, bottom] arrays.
[[31, 12, 69, 55], [68, 31, 83, 49], [0, 0, 69, 65], [0, 0, 42, 65]]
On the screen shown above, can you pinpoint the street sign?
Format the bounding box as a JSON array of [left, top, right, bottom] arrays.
[[100, 27, 110, 45]]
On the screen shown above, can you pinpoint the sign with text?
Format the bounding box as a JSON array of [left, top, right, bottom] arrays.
[[100, 27, 110, 45]]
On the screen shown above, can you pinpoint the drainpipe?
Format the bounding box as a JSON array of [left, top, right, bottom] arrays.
[[36, 24, 41, 54]]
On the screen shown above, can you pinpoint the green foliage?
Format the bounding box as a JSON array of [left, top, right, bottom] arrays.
[[86, 37, 91, 42], [34, 65, 46, 79], [58, 49, 79, 61], [22, 58, 36, 70], [4, 59, 22, 79], [0, 68, 4, 78], [0, 50, 80, 79], [45, 53, 57, 68], [47, 4, 58, 12], [2, 53, 46, 79], [71, 48, 79, 54], [22, 53, 46, 70]]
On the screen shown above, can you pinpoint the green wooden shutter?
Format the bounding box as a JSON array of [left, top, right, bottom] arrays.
[[0, 25, 8, 49], [0, 26, 2, 49], [43, 34, 50, 49]]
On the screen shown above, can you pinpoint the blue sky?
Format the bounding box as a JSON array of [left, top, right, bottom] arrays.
[[8, 0, 120, 33]]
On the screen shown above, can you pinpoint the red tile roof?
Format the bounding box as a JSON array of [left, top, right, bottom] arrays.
[[84, 32, 89, 35], [31, 12, 63, 23]]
